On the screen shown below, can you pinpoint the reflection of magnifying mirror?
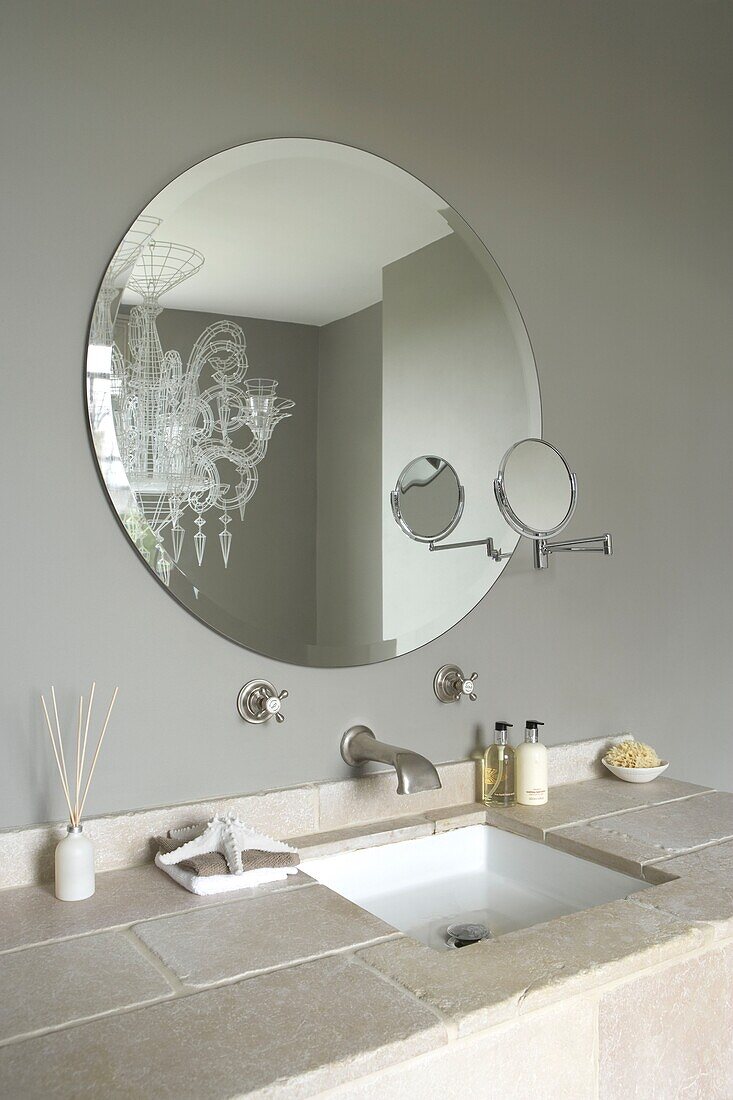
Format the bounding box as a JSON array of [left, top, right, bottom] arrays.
[[391, 456, 464, 543], [494, 438, 577, 539]]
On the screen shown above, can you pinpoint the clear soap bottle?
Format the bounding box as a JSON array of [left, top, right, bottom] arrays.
[[482, 722, 515, 806]]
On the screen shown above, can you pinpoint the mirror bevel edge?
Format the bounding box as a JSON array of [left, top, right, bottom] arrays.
[[84, 136, 543, 668]]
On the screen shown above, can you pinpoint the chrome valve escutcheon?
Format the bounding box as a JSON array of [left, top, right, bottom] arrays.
[[237, 680, 289, 724], [433, 664, 478, 704]]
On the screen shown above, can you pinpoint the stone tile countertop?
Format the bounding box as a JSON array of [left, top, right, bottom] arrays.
[[2, 773, 733, 1097]]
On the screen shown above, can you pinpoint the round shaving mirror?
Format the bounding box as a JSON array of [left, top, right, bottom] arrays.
[[494, 438, 577, 539], [390, 456, 464, 543]]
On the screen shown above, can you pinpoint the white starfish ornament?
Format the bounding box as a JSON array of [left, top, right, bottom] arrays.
[[158, 810, 292, 875]]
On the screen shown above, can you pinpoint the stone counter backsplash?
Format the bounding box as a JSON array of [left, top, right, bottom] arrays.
[[0, 735, 627, 889]]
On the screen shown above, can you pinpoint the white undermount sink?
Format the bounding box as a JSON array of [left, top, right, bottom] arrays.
[[301, 824, 650, 951]]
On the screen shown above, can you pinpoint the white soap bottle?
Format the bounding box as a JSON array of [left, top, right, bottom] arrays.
[[516, 721, 548, 806]]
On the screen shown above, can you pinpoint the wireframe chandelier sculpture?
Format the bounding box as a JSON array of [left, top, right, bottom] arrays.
[[91, 220, 294, 584]]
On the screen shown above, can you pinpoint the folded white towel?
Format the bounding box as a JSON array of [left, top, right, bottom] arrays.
[[155, 851, 299, 896], [154, 811, 300, 895]]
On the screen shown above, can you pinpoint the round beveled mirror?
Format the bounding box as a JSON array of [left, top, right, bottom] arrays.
[[494, 438, 577, 539], [86, 138, 540, 666], [390, 456, 464, 543]]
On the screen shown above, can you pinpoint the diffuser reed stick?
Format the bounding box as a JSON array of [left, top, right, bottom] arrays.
[[79, 687, 119, 820], [40, 684, 118, 828], [74, 695, 83, 825], [50, 687, 72, 816], [40, 695, 75, 825]]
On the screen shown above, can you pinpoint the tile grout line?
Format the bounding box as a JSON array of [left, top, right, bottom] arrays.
[[643, 832, 733, 868], [0, 932, 407, 1052], [129, 930, 406, 995], [548, 830, 733, 882], [539, 788, 717, 839], [0, 991, 178, 1051], [0, 879, 319, 958], [350, 948, 457, 1039], [483, 792, 713, 846], [118, 926, 185, 994]]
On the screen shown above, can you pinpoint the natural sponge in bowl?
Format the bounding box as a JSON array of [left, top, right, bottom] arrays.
[[605, 739, 662, 769]]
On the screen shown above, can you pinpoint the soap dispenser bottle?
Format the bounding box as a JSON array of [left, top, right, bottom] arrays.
[[482, 722, 515, 806], [516, 720, 548, 806]]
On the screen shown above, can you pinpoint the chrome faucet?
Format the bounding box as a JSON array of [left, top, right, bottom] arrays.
[[340, 726, 442, 795]]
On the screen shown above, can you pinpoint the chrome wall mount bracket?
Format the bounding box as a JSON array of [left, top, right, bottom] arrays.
[[429, 537, 509, 561], [237, 679, 289, 724], [533, 533, 613, 570], [433, 664, 478, 704]]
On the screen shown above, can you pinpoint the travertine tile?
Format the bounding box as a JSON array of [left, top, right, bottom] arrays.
[[0, 785, 318, 888], [549, 792, 733, 879], [134, 884, 395, 985], [631, 792, 733, 855], [0, 932, 171, 1043], [318, 761, 475, 831], [547, 734, 627, 787], [654, 837, 733, 883], [546, 822, 672, 879], [422, 803, 487, 833], [599, 942, 733, 1099], [359, 899, 705, 1036], [630, 878, 733, 939], [290, 815, 434, 859], [484, 777, 710, 841], [0, 955, 446, 1099], [323, 997, 597, 1100], [0, 861, 313, 954], [484, 774, 708, 840]]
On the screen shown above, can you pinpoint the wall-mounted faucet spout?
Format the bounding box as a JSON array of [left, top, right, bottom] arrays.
[[340, 726, 442, 795]]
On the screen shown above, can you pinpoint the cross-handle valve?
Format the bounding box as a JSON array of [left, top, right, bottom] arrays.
[[237, 679, 289, 724], [433, 664, 479, 704]]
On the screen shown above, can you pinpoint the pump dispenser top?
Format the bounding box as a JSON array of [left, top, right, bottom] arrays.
[[494, 721, 512, 745], [524, 720, 544, 744]]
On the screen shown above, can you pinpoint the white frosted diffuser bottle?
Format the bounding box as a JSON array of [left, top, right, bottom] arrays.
[[516, 721, 548, 806], [55, 825, 95, 901]]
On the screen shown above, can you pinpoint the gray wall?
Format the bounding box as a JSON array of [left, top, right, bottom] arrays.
[[0, 1, 731, 829], [316, 303, 383, 651]]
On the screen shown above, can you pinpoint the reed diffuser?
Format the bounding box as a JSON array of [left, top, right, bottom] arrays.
[[40, 683, 118, 901]]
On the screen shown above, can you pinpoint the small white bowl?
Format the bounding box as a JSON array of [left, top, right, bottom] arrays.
[[602, 758, 669, 783]]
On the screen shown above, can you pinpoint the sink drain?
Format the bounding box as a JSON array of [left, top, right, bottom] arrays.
[[445, 922, 492, 948]]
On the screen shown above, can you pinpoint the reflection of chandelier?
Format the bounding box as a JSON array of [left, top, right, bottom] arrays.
[[90, 216, 161, 347], [94, 228, 294, 583]]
